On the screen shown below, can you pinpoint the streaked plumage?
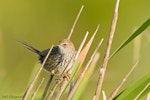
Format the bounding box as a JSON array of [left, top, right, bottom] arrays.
[[20, 39, 75, 76]]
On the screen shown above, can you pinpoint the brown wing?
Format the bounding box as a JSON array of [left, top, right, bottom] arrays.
[[39, 46, 62, 72]]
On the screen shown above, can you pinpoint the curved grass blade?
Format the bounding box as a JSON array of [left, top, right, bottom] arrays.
[[113, 73, 150, 100], [110, 18, 150, 59]]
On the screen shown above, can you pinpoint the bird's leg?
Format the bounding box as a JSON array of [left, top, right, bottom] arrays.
[[55, 76, 63, 83], [63, 73, 70, 80]]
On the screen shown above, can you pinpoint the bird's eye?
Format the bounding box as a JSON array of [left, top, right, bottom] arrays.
[[63, 43, 67, 46]]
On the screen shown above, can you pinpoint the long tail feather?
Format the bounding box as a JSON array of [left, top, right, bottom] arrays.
[[19, 41, 41, 55]]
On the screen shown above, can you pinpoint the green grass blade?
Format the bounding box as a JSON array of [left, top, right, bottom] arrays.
[[110, 18, 150, 59], [113, 73, 150, 100]]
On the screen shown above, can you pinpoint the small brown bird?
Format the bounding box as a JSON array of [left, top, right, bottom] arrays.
[[21, 39, 76, 76], [21, 39, 75, 99]]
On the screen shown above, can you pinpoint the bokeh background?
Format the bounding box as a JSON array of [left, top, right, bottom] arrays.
[[0, 0, 150, 99]]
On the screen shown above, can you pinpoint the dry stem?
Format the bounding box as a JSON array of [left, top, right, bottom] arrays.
[[75, 31, 89, 59], [55, 78, 68, 100], [23, 45, 54, 100], [41, 75, 54, 100], [67, 39, 103, 100], [134, 82, 150, 100], [102, 90, 107, 100], [46, 81, 61, 100], [45, 5, 85, 99], [94, 0, 120, 100], [146, 92, 150, 100], [67, 5, 84, 39], [31, 78, 45, 100], [108, 61, 139, 100]]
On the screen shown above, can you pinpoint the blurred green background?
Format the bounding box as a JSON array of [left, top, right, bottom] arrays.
[[0, 0, 150, 99]]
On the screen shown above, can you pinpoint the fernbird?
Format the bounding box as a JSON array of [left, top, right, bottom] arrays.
[[21, 39, 76, 77], [21, 39, 76, 99]]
